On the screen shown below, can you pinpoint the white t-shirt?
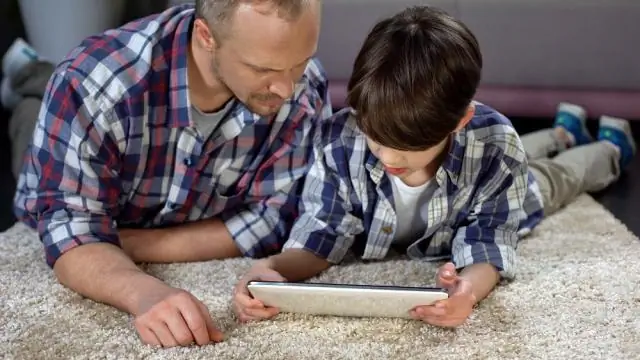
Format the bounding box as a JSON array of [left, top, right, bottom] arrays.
[[389, 175, 437, 244], [190, 100, 235, 141]]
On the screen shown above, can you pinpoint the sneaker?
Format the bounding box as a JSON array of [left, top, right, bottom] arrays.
[[0, 76, 22, 110], [597, 115, 636, 169], [553, 102, 593, 146], [2, 38, 39, 80]]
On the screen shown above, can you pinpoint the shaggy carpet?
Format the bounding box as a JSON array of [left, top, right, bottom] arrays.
[[1, 194, 639, 359]]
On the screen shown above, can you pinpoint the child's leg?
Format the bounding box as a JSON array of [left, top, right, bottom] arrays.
[[520, 103, 592, 159], [530, 115, 635, 216]]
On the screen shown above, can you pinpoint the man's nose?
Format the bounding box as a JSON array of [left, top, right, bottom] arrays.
[[268, 73, 295, 100]]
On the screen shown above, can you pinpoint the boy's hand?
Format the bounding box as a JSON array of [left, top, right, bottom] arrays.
[[233, 262, 287, 323], [410, 262, 477, 328]]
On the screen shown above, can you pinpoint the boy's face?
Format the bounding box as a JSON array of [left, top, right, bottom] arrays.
[[366, 135, 451, 181], [364, 103, 476, 183]]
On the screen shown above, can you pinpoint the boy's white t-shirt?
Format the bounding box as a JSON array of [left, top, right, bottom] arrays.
[[389, 175, 437, 244]]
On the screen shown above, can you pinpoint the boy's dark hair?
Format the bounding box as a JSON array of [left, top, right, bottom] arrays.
[[346, 6, 482, 151]]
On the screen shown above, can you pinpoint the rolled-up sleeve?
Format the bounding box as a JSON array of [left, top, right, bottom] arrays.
[[282, 128, 364, 264], [223, 58, 335, 257], [14, 70, 123, 268], [451, 144, 530, 280]]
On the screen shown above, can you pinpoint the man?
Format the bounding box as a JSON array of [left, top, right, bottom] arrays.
[[6, 0, 330, 348]]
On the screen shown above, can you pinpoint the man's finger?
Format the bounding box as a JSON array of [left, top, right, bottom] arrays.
[[176, 298, 210, 346], [196, 300, 225, 343], [164, 310, 195, 346], [137, 325, 162, 347], [150, 321, 179, 348]]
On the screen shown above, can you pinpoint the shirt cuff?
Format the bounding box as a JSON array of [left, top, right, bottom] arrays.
[[283, 233, 350, 264], [222, 210, 273, 256], [452, 242, 517, 280]]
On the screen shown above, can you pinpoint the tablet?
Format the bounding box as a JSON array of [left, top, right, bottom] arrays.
[[247, 281, 448, 319]]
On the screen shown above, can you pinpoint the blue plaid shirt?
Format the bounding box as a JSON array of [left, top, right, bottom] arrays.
[[13, 5, 332, 267], [284, 103, 544, 279]]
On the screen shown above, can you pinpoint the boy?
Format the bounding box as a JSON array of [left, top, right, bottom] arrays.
[[232, 5, 636, 327]]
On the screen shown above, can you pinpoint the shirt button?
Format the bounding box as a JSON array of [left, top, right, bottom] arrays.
[[382, 226, 393, 234]]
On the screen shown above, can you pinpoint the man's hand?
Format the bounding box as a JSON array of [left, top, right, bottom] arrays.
[[233, 261, 287, 322], [133, 283, 225, 347], [410, 262, 477, 328]]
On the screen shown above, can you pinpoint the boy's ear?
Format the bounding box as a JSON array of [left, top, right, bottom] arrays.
[[454, 103, 476, 132]]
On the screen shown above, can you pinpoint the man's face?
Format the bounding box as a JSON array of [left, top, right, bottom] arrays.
[[202, 2, 321, 116]]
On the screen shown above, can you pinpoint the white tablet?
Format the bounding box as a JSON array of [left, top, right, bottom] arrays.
[[247, 281, 448, 319]]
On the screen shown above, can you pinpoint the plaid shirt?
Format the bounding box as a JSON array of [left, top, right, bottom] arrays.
[[13, 5, 332, 267], [284, 103, 544, 279]]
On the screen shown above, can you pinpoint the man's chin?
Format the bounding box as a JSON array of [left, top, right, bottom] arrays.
[[246, 101, 283, 117]]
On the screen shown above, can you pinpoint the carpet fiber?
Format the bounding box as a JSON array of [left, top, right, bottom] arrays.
[[1, 194, 639, 360]]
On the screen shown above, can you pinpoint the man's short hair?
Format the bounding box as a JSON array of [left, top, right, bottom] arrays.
[[195, 0, 313, 40], [346, 6, 483, 151]]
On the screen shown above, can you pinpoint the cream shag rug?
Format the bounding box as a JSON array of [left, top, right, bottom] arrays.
[[1, 194, 639, 360]]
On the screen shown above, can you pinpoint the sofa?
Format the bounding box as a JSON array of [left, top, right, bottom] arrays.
[[317, 0, 640, 120]]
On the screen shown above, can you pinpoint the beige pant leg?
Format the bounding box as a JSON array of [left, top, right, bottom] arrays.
[[529, 142, 620, 216]]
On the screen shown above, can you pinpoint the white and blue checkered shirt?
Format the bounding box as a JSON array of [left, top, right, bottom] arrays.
[[284, 103, 544, 279]]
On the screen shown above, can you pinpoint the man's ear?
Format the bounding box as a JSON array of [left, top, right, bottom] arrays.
[[193, 18, 217, 51], [454, 103, 475, 132]]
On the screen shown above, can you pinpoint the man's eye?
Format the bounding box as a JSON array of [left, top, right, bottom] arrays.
[[255, 67, 272, 74]]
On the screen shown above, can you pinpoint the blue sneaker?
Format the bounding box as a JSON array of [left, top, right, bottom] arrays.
[[2, 38, 39, 80], [553, 102, 593, 146], [597, 115, 636, 169], [1, 38, 40, 110]]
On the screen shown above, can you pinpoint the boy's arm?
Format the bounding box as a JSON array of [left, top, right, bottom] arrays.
[[458, 263, 500, 304], [268, 112, 365, 281], [262, 249, 331, 282], [213, 58, 334, 260], [451, 140, 531, 298], [414, 138, 530, 327]]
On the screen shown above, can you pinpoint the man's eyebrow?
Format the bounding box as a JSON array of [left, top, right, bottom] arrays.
[[245, 56, 313, 72]]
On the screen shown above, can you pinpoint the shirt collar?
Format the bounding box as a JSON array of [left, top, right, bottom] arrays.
[[164, 8, 194, 128]]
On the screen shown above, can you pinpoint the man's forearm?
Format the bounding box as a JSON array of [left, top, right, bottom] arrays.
[[119, 218, 241, 263], [459, 263, 501, 304], [53, 242, 166, 315], [263, 249, 331, 282]]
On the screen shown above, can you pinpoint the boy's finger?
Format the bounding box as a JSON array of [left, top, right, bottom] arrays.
[[236, 292, 264, 309], [244, 305, 279, 319], [438, 262, 457, 277], [258, 270, 287, 282], [437, 276, 457, 289], [413, 304, 446, 317]]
